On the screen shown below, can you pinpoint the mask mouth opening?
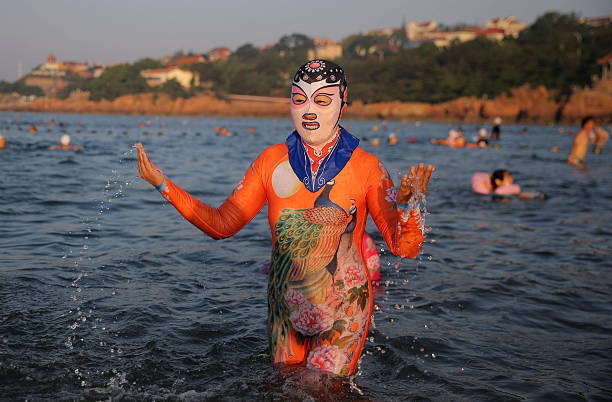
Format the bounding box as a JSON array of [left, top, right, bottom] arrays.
[[302, 122, 320, 131]]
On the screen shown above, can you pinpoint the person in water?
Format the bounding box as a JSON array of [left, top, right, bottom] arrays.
[[50, 134, 83, 151], [593, 121, 609, 154], [472, 169, 543, 199], [137, 59, 434, 377], [491, 117, 501, 140], [472, 169, 520, 195], [0, 133, 6, 150], [467, 128, 489, 148], [431, 129, 465, 147], [567, 116, 597, 167]]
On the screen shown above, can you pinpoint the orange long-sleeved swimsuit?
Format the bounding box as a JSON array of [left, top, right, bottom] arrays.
[[156, 140, 423, 376]]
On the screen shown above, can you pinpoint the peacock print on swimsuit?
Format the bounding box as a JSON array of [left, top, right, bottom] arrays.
[[268, 179, 370, 376]]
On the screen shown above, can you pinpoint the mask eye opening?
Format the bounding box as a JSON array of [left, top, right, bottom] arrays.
[[292, 93, 307, 105]]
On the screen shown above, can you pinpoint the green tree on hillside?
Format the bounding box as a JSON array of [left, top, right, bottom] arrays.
[[85, 58, 162, 101], [0, 80, 44, 97]]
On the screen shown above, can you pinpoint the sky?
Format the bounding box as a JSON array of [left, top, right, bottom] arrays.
[[0, 0, 611, 82]]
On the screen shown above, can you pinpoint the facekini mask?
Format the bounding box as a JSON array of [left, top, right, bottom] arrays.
[[290, 60, 348, 148]]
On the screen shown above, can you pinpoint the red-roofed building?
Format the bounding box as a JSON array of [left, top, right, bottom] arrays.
[[477, 28, 506, 41], [579, 15, 612, 27], [31, 54, 90, 78], [406, 21, 438, 41], [485, 16, 526, 38], [166, 54, 206, 67], [207, 47, 232, 62]]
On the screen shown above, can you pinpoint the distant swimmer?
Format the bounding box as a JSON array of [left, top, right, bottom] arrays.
[[594, 121, 609, 154], [387, 133, 397, 145], [472, 169, 543, 199], [467, 128, 489, 148], [491, 117, 501, 140], [29, 124, 38, 133], [567, 116, 596, 167], [432, 129, 465, 147], [0, 133, 5, 149], [49, 135, 83, 151]]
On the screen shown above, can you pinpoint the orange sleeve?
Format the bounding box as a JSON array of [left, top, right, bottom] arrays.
[[365, 157, 424, 259], [156, 153, 268, 240]]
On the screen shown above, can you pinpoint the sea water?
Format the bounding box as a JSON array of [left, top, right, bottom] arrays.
[[1, 112, 611, 400]]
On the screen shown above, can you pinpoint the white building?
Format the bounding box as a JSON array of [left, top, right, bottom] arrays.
[[140, 67, 199, 89]]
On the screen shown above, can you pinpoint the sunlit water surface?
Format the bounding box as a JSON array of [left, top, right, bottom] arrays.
[[1, 112, 611, 400]]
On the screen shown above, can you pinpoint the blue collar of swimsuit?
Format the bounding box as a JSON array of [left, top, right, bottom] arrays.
[[286, 127, 360, 193]]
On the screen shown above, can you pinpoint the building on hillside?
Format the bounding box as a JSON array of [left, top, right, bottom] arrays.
[[207, 47, 232, 62], [598, 52, 612, 81], [140, 67, 200, 89], [485, 16, 526, 38], [423, 27, 480, 47], [579, 15, 612, 27], [307, 38, 342, 60], [166, 54, 206, 67], [31, 54, 90, 78], [477, 28, 506, 41], [405, 21, 438, 41], [92, 62, 105, 78]]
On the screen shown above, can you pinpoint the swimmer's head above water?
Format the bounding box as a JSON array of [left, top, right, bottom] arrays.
[[491, 169, 513, 189], [60, 134, 71, 146], [290, 60, 348, 149]]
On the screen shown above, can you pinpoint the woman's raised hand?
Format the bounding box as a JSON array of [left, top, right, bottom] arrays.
[[137, 142, 165, 187], [396, 163, 435, 204]]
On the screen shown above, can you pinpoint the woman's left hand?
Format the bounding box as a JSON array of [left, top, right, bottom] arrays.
[[396, 163, 435, 204]]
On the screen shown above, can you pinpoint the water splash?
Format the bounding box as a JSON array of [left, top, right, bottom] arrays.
[[61, 145, 140, 387]]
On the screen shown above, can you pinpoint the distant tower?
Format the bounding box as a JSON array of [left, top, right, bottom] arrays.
[[18, 62, 23, 79]]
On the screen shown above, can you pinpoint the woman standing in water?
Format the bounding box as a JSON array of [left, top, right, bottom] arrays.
[[137, 60, 434, 376]]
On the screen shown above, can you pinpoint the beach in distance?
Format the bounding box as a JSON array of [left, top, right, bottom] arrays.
[[2, 80, 612, 124], [1, 111, 611, 400]]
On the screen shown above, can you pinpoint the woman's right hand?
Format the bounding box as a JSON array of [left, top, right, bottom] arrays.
[[137, 142, 165, 187]]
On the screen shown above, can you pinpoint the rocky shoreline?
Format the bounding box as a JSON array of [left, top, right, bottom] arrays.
[[1, 82, 611, 124]]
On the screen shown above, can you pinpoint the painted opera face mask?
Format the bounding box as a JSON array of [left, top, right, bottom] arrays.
[[290, 64, 347, 149]]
